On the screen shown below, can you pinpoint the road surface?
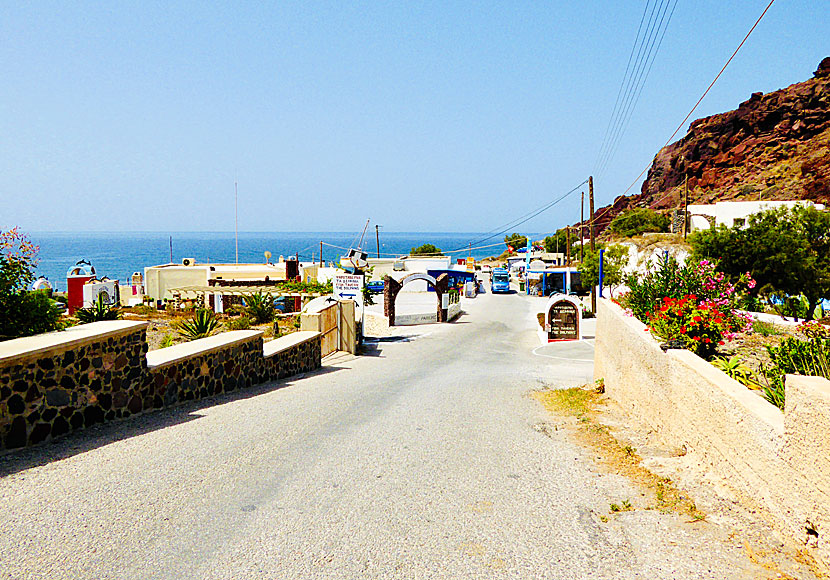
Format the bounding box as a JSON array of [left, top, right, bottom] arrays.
[[0, 290, 775, 579]]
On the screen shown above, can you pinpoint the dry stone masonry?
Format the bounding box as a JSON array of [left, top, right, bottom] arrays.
[[0, 321, 321, 451]]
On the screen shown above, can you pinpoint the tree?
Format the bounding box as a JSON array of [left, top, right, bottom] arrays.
[[504, 233, 527, 251], [410, 243, 443, 256], [0, 228, 64, 340], [608, 208, 669, 238], [689, 205, 830, 320], [543, 228, 582, 257], [578, 244, 629, 295]]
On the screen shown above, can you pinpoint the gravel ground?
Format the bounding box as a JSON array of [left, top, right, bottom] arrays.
[[0, 289, 798, 579]]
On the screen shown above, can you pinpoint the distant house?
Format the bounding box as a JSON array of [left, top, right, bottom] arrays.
[[687, 200, 825, 231]]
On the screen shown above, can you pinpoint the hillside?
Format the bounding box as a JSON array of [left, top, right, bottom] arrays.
[[592, 57, 830, 235]]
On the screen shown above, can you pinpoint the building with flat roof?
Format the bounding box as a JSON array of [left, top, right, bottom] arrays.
[[688, 200, 825, 231]]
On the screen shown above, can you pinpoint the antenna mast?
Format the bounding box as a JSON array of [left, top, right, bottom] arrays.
[[234, 181, 239, 264]]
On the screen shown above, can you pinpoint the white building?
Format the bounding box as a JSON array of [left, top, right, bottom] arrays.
[[688, 200, 825, 231]]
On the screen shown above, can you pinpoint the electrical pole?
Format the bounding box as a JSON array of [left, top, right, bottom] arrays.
[[589, 176, 596, 313], [580, 191, 585, 263], [683, 174, 689, 239], [320, 241, 323, 267], [234, 181, 239, 264], [566, 226, 571, 267], [375, 225, 381, 259]]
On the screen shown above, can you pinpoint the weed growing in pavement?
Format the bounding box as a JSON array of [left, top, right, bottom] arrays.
[[532, 386, 706, 522]]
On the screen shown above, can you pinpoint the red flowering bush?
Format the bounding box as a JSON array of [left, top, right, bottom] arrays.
[[646, 294, 749, 358]]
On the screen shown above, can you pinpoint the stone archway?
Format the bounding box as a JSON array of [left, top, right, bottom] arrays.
[[384, 273, 448, 326]]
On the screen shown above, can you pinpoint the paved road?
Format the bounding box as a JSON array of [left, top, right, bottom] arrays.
[[1, 290, 769, 579]]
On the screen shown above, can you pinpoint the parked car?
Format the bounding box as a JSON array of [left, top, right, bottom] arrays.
[[482, 264, 492, 274], [366, 280, 385, 294]]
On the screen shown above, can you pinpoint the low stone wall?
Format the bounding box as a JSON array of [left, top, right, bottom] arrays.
[[1, 322, 321, 451], [594, 299, 830, 569]]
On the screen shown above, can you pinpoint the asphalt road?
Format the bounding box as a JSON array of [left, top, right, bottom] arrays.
[[1, 290, 771, 579]]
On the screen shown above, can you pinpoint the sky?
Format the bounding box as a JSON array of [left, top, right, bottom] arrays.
[[1, 1, 827, 236]]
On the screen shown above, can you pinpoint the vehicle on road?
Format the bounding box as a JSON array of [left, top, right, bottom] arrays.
[[491, 268, 510, 293], [366, 280, 385, 294]]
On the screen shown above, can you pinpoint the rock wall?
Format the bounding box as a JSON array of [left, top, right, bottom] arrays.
[[0, 322, 320, 451]]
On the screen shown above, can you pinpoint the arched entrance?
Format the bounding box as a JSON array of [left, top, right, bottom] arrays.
[[383, 273, 449, 326]]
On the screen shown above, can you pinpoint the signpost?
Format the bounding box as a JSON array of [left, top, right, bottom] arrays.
[[334, 274, 364, 308], [334, 273, 365, 343], [543, 294, 582, 341]]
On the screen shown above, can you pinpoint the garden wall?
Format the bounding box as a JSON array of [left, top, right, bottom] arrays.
[[595, 298, 830, 569], [0, 321, 321, 452]]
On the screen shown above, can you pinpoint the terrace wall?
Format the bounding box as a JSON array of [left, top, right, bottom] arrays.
[[594, 298, 830, 569], [0, 321, 320, 451]]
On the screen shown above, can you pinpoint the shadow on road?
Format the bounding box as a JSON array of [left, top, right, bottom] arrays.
[[0, 365, 344, 478]]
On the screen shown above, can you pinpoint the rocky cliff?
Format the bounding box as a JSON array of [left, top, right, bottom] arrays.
[[593, 57, 830, 234]]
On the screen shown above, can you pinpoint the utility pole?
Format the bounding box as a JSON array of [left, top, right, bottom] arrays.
[[566, 226, 571, 267], [234, 181, 239, 264], [589, 176, 596, 313], [320, 241, 323, 267], [683, 174, 689, 239], [580, 191, 585, 263], [375, 225, 381, 259]]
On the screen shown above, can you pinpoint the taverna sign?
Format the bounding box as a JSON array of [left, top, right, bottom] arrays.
[[542, 294, 582, 342]]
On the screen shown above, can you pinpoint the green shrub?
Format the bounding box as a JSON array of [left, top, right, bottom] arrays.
[[616, 255, 753, 357], [752, 319, 780, 337], [174, 309, 220, 341], [244, 292, 275, 324], [76, 294, 123, 323], [0, 228, 64, 341], [763, 337, 830, 409], [608, 208, 669, 238], [226, 315, 251, 330], [159, 333, 175, 348], [410, 243, 443, 256]]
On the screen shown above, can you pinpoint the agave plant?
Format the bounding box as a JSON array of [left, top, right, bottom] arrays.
[[244, 291, 275, 324], [710, 355, 761, 389], [174, 308, 220, 341], [76, 294, 122, 323]]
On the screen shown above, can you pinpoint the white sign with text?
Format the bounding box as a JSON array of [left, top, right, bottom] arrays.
[[334, 274, 364, 308]]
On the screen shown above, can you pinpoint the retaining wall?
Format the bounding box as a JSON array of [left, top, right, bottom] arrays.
[[594, 298, 830, 568], [0, 321, 320, 451]]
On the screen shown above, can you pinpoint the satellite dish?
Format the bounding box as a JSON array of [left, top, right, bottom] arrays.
[[264, 251, 272, 263]]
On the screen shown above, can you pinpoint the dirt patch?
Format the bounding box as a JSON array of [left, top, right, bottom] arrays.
[[532, 384, 826, 579], [531, 386, 704, 521]]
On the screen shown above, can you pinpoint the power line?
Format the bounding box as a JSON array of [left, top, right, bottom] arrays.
[[464, 180, 588, 248], [598, 0, 679, 177], [614, 0, 777, 207], [593, 0, 652, 170], [596, 0, 677, 176]]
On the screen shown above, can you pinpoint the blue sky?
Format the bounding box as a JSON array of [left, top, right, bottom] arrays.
[[2, 1, 827, 235]]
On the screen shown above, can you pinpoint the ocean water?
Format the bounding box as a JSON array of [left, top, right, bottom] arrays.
[[29, 231, 517, 291]]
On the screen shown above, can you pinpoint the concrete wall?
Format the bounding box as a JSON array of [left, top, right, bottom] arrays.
[[1, 321, 321, 451], [594, 298, 830, 568]]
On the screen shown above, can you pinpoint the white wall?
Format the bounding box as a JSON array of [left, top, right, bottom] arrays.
[[688, 200, 825, 231]]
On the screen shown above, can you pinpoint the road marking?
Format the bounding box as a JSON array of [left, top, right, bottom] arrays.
[[531, 343, 595, 363]]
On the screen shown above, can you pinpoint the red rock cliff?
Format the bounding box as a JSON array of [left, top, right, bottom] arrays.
[[592, 58, 830, 234]]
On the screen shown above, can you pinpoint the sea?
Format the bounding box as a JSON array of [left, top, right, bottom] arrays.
[[29, 231, 522, 291]]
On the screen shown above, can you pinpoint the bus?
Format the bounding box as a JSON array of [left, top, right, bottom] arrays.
[[491, 268, 510, 293]]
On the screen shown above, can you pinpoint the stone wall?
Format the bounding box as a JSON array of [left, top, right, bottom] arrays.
[[1, 322, 321, 452], [594, 298, 830, 569]]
